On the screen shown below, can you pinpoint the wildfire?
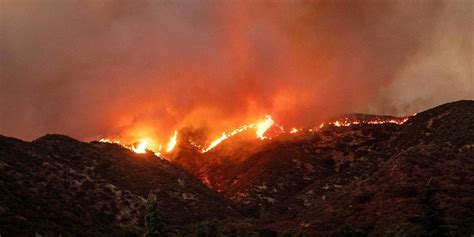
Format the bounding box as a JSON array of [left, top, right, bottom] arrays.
[[367, 118, 409, 125], [99, 114, 413, 156], [166, 130, 178, 153], [327, 117, 409, 127], [290, 128, 300, 134], [255, 115, 274, 140], [99, 138, 121, 144], [99, 138, 157, 155], [99, 130, 179, 157], [201, 124, 254, 153], [202, 115, 275, 153], [131, 140, 148, 154]]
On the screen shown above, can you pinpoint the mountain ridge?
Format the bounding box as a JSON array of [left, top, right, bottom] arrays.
[[1, 100, 473, 236]]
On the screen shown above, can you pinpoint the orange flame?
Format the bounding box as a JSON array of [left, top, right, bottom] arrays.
[[99, 114, 413, 156], [328, 117, 409, 127], [99, 138, 121, 144], [202, 124, 254, 153], [289, 128, 300, 134], [131, 140, 148, 154], [99, 130, 179, 157], [255, 115, 274, 140], [166, 130, 178, 153], [202, 115, 274, 153], [100, 138, 157, 155]]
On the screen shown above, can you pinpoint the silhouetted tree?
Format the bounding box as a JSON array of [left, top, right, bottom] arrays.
[[144, 194, 166, 237]]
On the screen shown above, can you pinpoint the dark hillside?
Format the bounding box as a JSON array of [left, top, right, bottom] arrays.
[[0, 135, 240, 236]]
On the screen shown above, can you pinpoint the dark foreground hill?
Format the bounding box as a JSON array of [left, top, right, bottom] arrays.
[[0, 135, 240, 236], [1, 100, 473, 236]]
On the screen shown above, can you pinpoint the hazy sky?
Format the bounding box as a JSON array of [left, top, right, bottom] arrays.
[[0, 0, 472, 142]]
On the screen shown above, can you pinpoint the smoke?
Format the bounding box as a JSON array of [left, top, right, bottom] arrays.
[[0, 0, 472, 143], [365, 0, 473, 115]]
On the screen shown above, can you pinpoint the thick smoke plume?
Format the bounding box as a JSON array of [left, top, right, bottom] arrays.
[[0, 0, 472, 143]]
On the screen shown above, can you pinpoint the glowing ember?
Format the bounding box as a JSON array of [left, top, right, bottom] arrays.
[[166, 130, 178, 153], [328, 117, 409, 127], [290, 128, 300, 134], [188, 139, 203, 150]]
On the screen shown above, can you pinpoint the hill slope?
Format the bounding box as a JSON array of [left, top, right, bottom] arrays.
[[0, 100, 472, 236], [173, 100, 474, 236], [267, 100, 474, 236], [0, 135, 240, 236]]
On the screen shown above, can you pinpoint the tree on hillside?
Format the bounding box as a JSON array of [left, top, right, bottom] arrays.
[[144, 194, 167, 237]]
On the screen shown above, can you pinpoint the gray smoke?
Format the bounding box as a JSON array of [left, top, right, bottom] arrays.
[[0, 0, 472, 142]]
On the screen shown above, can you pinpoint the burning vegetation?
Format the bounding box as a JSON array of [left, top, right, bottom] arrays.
[[99, 113, 413, 157], [2, 101, 473, 236]]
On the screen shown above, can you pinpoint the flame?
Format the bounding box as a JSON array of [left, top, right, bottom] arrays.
[[290, 128, 300, 134], [255, 115, 274, 140], [99, 138, 121, 144], [202, 124, 254, 153], [99, 131, 179, 157], [99, 114, 413, 156], [202, 115, 274, 153], [166, 130, 178, 153], [100, 137, 163, 157], [155, 145, 162, 156], [131, 140, 148, 154], [328, 117, 409, 127]]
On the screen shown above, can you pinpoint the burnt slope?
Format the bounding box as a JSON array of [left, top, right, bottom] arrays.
[[0, 134, 240, 236]]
